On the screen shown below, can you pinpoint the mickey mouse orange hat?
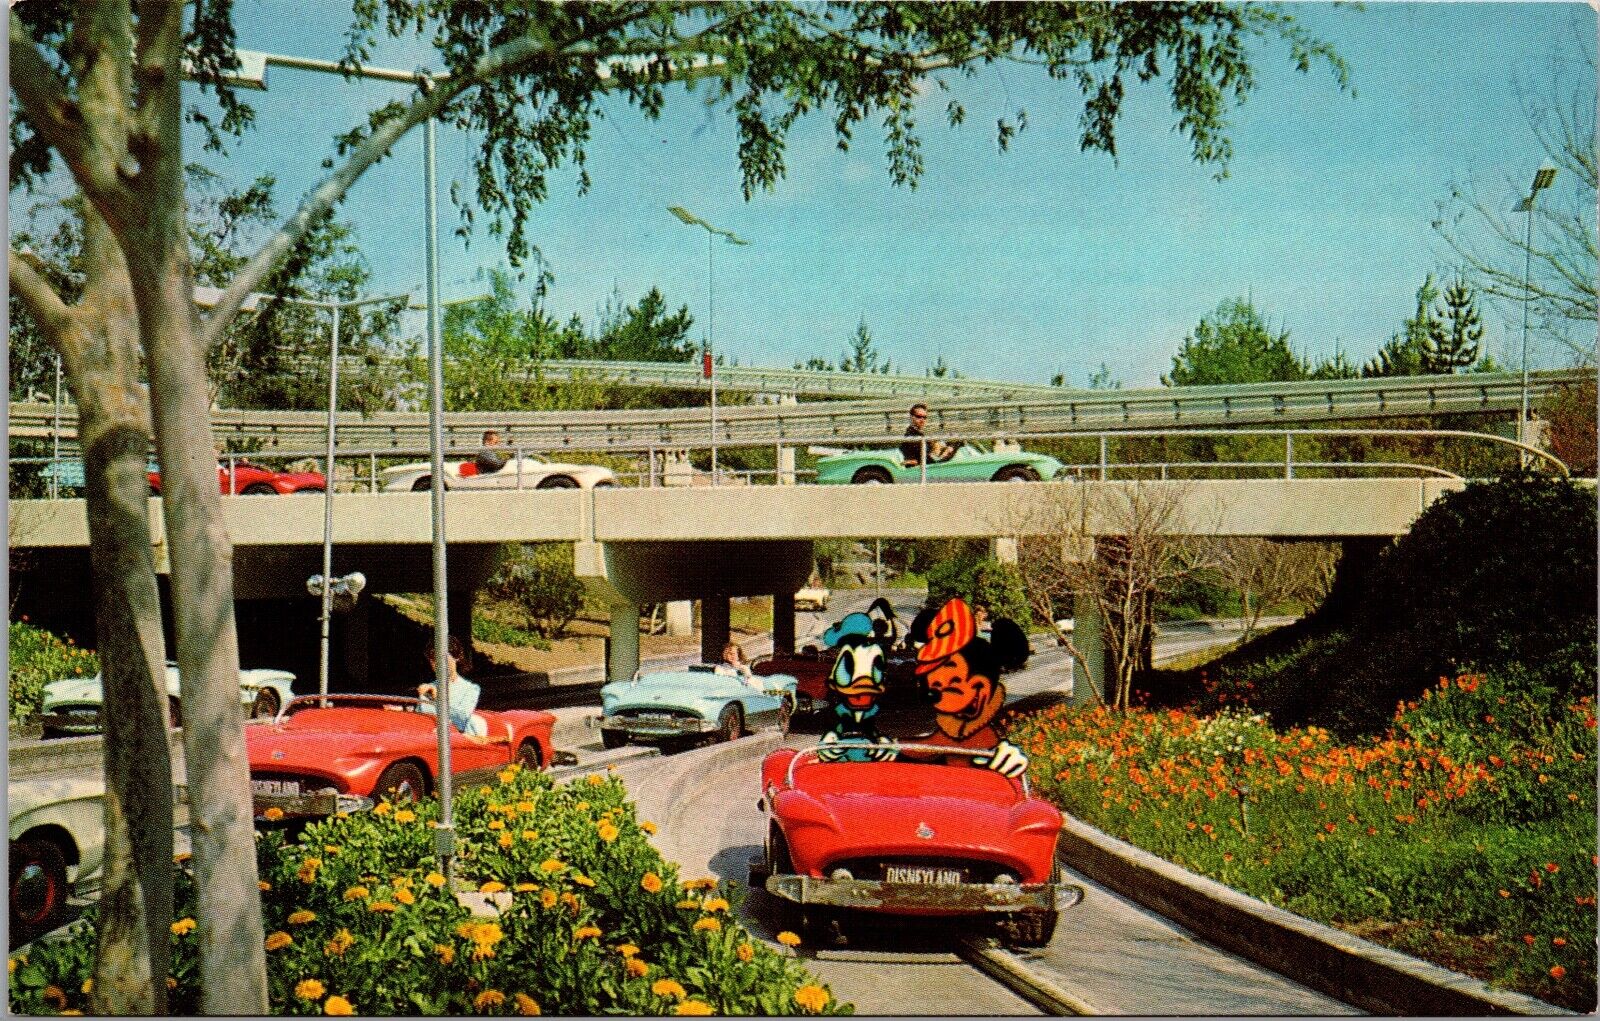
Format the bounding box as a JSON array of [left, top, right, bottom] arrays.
[[915, 598, 974, 674]]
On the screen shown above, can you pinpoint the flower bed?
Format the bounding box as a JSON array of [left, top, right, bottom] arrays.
[[8, 621, 98, 728], [1008, 673, 1597, 1011], [10, 764, 847, 1016]]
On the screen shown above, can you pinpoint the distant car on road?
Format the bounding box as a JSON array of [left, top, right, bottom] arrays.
[[381, 453, 617, 492], [814, 442, 1066, 485], [793, 585, 831, 612], [752, 741, 1082, 948], [41, 664, 297, 737], [246, 694, 568, 821], [9, 772, 105, 944], [593, 664, 797, 749], [149, 460, 326, 496]]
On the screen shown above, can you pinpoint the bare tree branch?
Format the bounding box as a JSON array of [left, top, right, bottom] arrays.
[[9, 249, 76, 343]]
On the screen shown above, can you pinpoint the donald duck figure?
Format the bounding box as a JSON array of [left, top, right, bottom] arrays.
[[815, 611, 896, 762]]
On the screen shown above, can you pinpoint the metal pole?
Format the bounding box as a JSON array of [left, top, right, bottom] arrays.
[[423, 106, 454, 878], [51, 353, 62, 499], [874, 539, 882, 598], [708, 229, 717, 481], [1519, 197, 1535, 467], [319, 304, 339, 698]]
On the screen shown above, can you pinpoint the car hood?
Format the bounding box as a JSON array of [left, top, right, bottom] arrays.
[[247, 722, 427, 772], [782, 760, 1055, 843], [45, 668, 181, 705]]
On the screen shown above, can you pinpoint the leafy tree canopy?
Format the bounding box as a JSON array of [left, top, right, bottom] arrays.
[[1162, 297, 1307, 386]]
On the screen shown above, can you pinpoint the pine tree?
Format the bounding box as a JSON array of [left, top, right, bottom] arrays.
[[1364, 275, 1445, 377], [838, 319, 892, 374], [1425, 279, 1484, 374]]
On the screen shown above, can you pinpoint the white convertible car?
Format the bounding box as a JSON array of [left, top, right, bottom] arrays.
[[41, 664, 297, 737], [10, 772, 106, 942], [381, 453, 618, 492]]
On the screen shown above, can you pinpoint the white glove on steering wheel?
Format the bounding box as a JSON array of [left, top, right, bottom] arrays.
[[975, 740, 1029, 779]]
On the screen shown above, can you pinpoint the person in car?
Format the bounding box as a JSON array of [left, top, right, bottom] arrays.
[[718, 641, 764, 689], [417, 636, 494, 743], [900, 403, 956, 467], [474, 429, 513, 475]]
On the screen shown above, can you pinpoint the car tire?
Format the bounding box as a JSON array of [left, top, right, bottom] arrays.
[[10, 836, 69, 939], [536, 475, 579, 489], [852, 466, 893, 485], [411, 476, 432, 492], [242, 483, 277, 495], [1001, 910, 1058, 949], [600, 729, 629, 750], [514, 740, 543, 771], [716, 705, 743, 744], [373, 761, 427, 803], [298, 487, 325, 495], [992, 465, 1038, 482], [250, 688, 281, 720]]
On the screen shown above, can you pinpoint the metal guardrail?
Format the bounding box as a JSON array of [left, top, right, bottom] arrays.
[[8, 369, 1586, 453]]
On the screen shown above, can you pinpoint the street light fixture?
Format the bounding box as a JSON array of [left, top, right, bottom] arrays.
[[1514, 165, 1557, 460], [668, 205, 749, 481]]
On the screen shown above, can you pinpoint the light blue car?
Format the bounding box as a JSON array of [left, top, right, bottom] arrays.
[[593, 664, 797, 749]]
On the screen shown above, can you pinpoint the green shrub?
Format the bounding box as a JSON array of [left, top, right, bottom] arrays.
[[10, 766, 849, 1017], [8, 621, 98, 727], [486, 544, 586, 640], [925, 555, 1032, 630]]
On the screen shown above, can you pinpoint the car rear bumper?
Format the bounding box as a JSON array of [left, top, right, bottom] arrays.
[[765, 874, 1078, 915]]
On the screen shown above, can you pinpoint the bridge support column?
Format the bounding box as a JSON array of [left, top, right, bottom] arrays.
[[772, 591, 796, 655], [607, 603, 641, 682], [990, 536, 1018, 564], [1070, 590, 1106, 708], [662, 450, 693, 487], [776, 445, 796, 486], [665, 600, 693, 636], [701, 595, 731, 664]]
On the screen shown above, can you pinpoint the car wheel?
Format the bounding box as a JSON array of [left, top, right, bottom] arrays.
[[514, 740, 543, 771], [242, 483, 277, 495], [11, 837, 69, 937], [373, 761, 427, 803], [536, 475, 579, 489], [600, 729, 629, 750], [168, 695, 183, 729], [992, 465, 1038, 482], [250, 688, 281, 720], [716, 705, 743, 744], [1001, 910, 1058, 949], [851, 466, 893, 485], [411, 476, 432, 492]]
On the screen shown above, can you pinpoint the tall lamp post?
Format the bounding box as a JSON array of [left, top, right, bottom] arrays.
[[1514, 165, 1557, 460], [668, 206, 749, 481]]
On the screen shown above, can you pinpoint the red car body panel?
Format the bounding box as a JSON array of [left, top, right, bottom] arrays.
[[246, 697, 557, 803], [148, 462, 326, 496], [760, 747, 1063, 913]]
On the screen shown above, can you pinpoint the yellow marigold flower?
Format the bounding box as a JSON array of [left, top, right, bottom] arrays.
[[514, 882, 538, 893], [368, 901, 396, 914], [615, 943, 640, 958], [587, 773, 604, 786], [61, 1011, 84, 1016], [498, 767, 518, 784], [81, 978, 94, 995], [693, 917, 722, 933], [521, 830, 538, 842], [776, 931, 801, 948], [702, 898, 730, 914], [540, 859, 565, 873], [262, 807, 285, 821], [479, 786, 493, 795], [393, 809, 416, 824], [323, 994, 354, 1016], [488, 820, 506, 831], [598, 822, 620, 843], [675, 1001, 715, 1016], [685, 877, 719, 891], [296, 979, 327, 1001], [373, 801, 392, 816], [265, 932, 293, 951], [652, 979, 687, 1000], [625, 957, 650, 978], [6, 959, 14, 975], [640, 872, 663, 893], [479, 881, 507, 894], [641, 821, 658, 835], [515, 801, 535, 814], [343, 886, 370, 901], [435, 943, 455, 965], [394, 888, 416, 905], [171, 917, 197, 936], [474, 989, 506, 1011], [575, 801, 591, 812], [675, 899, 700, 910], [540, 889, 558, 908], [288, 910, 317, 926], [259, 880, 272, 892], [425, 872, 447, 888], [794, 985, 830, 1013], [574, 925, 602, 941], [574, 874, 596, 888], [560, 892, 580, 912], [514, 992, 541, 1016], [392, 875, 413, 889], [325, 846, 342, 855], [499, 832, 514, 849], [736, 943, 754, 963]]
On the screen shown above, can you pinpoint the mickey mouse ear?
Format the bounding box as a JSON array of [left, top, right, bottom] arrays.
[[990, 617, 1030, 671]]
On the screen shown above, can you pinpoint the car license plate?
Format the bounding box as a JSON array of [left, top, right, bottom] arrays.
[[638, 713, 674, 723], [252, 779, 301, 795], [885, 865, 965, 886]]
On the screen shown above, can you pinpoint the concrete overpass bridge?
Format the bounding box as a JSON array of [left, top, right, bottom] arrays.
[[10, 475, 1471, 700]]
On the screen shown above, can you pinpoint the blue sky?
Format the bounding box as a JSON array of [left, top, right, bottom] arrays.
[[193, 3, 1598, 387]]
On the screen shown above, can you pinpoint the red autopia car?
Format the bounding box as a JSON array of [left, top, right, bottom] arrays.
[[148, 460, 325, 496], [245, 694, 571, 820], [751, 741, 1081, 947]]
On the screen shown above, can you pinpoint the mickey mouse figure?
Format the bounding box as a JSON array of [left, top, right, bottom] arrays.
[[905, 597, 1031, 778], [815, 611, 896, 762]]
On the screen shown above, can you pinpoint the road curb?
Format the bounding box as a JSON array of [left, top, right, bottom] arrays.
[[1057, 817, 1570, 1016], [956, 937, 1097, 1016]]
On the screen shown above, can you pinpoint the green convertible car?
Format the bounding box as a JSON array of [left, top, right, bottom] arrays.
[[814, 441, 1068, 485]]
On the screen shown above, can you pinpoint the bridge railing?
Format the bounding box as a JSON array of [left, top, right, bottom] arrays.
[[9, 426, 1566, 500]]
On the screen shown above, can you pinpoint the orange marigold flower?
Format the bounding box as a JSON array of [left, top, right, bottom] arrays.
[[373, 801, 392, 817], [263, 807, 285, 821], [625, 957, 651, 978], [42, 986, 67, 1009], [394, 888, 416, 905], [265, 932, 293, 952], [615, 944, 640, 958], [540, 859, 565, 874], [1550, 965, 1567, 980], [1499, 889, 1511, 898], [1524, 934, 1537, 945], [641, 821, 658, 835], [522, 830, 538, 842], [737, 943, 755, 963], [640, 872, 663, 893], [540, 889, 559, 908], [324, 994, 355, 1015], [1545, 862, 1560, 874], [343, 886, 370, 901], [488, 820, 506, 831], [425, 872, 447, 888], [259, 880, 273, 892], [324, 929, 355, 957], [499, 832, 514, 849], [702, 898, 730, 914], [598, 822, 620, 843], [480, 881, 507, 894], [368, 901, 396, 913], [574, 874, 596, 888], [514, 992, 542, 1016], [575, 926, 603, 941], [778, 931, 801, 948], [475, 990, 506, 1011], [652, 979, 688, 1000], [693, 917, 722, 933], [394, 809, 416, 824], [296, 979, 327, 1000], [1554, 937, 1568, 946], [516, 801, 535, 813], [675, 1001, 715, 1016], [288, 910, 317, 925], [171, 917, 197, 936], [436, 943, 456, 965], [794, 984, 831, 1013]]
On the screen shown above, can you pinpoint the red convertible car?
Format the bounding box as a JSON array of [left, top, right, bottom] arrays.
[[245, 694, 570, 819], [751, 742, 1080, 947], [149, 460, 325, 496]]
